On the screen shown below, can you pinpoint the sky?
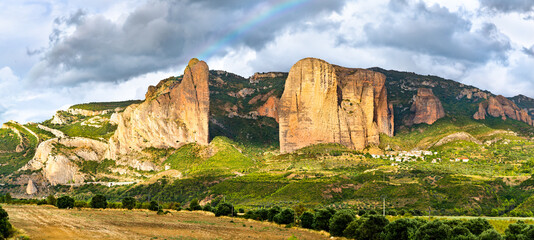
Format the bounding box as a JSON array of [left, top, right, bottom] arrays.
[[0, 0, 533, 124]]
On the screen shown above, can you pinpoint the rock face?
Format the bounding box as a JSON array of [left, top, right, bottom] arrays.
[[108, 59, 210, 158], [23, 137, 109, 185], [278, 58, 394, 153], [26, 179, 38, 195], [473, 95, 534, 126], [257, 96, 279, 122], [409, 88, 445, 125]]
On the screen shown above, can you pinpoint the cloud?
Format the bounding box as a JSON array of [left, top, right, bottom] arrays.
[[479, 0, 534, 13], [523, 45, 534, 57], [363, 2, 511, 64], [28, 0, 345, 87]]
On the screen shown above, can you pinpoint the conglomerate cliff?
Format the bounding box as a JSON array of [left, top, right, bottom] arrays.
[[278, 58, 394, 153]]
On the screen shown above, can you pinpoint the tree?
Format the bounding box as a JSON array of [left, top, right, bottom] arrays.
[[504, 220, 527, 240], [256, 208, 268, 221], [462, 218, 493, 236], [314, 209, 334, 231], [479, 229, 503, 240], [274, 208, 295, 225], [300, 211, 315, 229], [215, 202, 233, 217], [56, 196, 75, 209], [415, 220, 452, 240], [122, 197, 136, 210], [383, 218, 421, 240], [450, 226, 476, 240], [0, 206, 12, 239], [3, 194, 11, 204], [90, 194, 107, 209], [268, 206, 281, 222], [148, 201, 160, 211], [46, 194, 57, 206], [329, 209, 355, 237], [344, 214, 389, 240], [203, 205, 213, 212], [189, 198, 202, 211]]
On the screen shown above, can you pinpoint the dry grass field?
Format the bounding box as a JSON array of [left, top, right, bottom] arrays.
[[4, 204, 329, 240]]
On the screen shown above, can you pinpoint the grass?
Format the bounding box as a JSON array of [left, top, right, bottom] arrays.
[[0, 128, 20, 152], [69, 100, 143, 111]]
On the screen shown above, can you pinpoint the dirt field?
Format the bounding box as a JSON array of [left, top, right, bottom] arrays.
[[4, 204, 329, 240]]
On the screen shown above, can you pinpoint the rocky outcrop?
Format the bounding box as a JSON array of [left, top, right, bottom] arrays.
[[249, 72, 286, 83], [279, 58, 394, 153], [26, 179, 38, 195], [473, 95, 534, 126], [408, 88, 445, 125], [108, 58, 209, 158], [433, 132, 482, 147], [22, 137, 109, 185], [457, 88, 489, 100], [257, 96, 279, 122]]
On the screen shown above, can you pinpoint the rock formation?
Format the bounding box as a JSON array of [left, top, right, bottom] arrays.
[[108, 58, 210, 158], [278, 58, 394, 153], [22, 137, 109, 185], [408, 88, 445, 125], [257, 96, 279, 122], [26, 179, 37, 195], [473, 95, 534, 126]]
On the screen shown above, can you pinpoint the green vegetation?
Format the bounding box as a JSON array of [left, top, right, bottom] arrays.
[[56, 196, 75, 209], [50, 120, 117, 140], [69, 100, 142, 111], [0, 122, 38, 176], [0, 205, 13, 239], [122, 197, 136, 210], [0, 128, 20, 152], [90, 194, 108, 209]]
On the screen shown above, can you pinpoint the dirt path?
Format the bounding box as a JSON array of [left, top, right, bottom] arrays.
[[4, 204, 329, 240]]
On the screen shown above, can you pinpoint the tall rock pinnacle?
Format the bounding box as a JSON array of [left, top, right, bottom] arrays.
[[278, 58, 394, 153], [108, 58, 210, 158]]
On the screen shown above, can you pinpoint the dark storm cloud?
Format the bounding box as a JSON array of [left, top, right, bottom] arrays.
[[523, 45, 534, 57], [363, 2, 511, 63], [479, 0, 534, 13], [28, 0, 345, 86]]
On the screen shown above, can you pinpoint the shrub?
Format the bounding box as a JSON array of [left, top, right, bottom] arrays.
[[90, 194, 107, 209], [122, 197, 136, 210], [450, 226, 476, 240], [368, 209, 378, 215], [358, 209, 366, 216], [148, 201, 161, 211], [300, 211, 315, 229], [0, 206, 13, 239], [74, 201, 88, 209], [274, 208, 295, 225], [215, 202, 233, 217], [257, 208, 269, 221], [344, 214, 388, 240], [329, 209, 355, 237], [46, 194, 57, 206], [238, 208, 245, 213], [189, 198, 202, 211], [314, 208, 334, 231], [268, 206, 281, 222], [479, 229, 502, 240], [203, 205, 213, 212], [56, 196, 75, 209], [244, 210, 257, 219], [383, 218, 421, 240], [504, 220, 527, 240], [414, 220, 452, 240], [462, 218, 492, 236]]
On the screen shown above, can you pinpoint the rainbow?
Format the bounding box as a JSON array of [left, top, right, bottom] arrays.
[[197, 0, 310, 60]]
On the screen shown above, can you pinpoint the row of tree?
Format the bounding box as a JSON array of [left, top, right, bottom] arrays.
[[0, 205, 13, 240], [241, 206, 534, 240]]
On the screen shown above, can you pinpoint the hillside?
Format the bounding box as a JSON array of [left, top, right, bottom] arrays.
[[2, 60, 534, 217]]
